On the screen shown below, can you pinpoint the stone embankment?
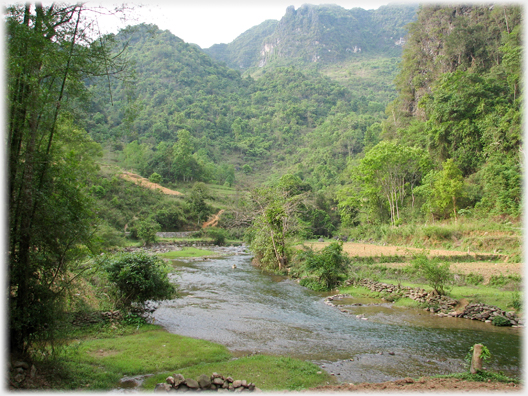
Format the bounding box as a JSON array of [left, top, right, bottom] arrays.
[[154, 373, 260, 393], [327, 279, 522, 327]]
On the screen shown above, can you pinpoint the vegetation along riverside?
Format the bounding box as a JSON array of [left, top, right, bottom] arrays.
[[7, 2, 522, 392]]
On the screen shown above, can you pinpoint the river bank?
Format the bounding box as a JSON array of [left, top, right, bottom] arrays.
[[309, 376, 522, 392]]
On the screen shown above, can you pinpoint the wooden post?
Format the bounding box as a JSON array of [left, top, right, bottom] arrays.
[[470, 344, 483, 374]]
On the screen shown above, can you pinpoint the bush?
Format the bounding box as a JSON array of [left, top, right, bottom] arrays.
[[206, 227, 228, 246], [492, 315, 512, 326], [104, 252, 176, 308], [411, 254, 453, 295], [135, 219, 161, 246], [488, 274, 522, 288], [296, 242, 349, 291], [149, 172, 162, 184], [465, 272, 484, 285]]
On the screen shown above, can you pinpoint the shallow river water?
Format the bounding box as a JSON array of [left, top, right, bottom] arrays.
[[153, 253, 521, 383]]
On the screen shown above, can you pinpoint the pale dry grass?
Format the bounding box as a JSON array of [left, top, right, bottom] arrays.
[[305, 241, 495, 258], [304, 242, 522, 282]]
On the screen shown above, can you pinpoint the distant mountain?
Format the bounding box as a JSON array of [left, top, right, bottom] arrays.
[[205, 19, 279, 70], [203, 3, 418, 70]]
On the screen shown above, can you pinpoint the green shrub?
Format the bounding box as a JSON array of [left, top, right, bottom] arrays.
[[104, 252, 176, 309], [411, 254, 453, 295], [149, 172, 162, 184], [492, 315, 512, 326], [488, 274, 522, 288], [135, 219, 161, 246], [206, 227, 228, 246], [465, 272, 485, 285], [297, 242, 349, 291]]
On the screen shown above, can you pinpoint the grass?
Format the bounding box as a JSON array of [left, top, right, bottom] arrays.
[[42, 323, 333, 391], [44, 325, 230, 390], [158, 247, 218, 258], [67, 329, 231, 375], [339, 274, 520, 312], [142, 354, 335, 391]]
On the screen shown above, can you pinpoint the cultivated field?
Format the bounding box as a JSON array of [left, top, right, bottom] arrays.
[[305, 241, 522, 282]]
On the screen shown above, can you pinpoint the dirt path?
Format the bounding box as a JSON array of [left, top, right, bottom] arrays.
[[202, 210, 224, 229], [310, 376, 521, 392], [119, 171, 183, 196]]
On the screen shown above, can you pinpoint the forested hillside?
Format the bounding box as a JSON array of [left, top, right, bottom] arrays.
[[85, 22, 392, 189], [82, 4, 521, 235]]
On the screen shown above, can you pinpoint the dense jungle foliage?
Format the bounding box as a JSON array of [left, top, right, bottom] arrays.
[[7, 2, 522, 359]]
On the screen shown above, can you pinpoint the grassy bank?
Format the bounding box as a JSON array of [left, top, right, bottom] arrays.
[[158, 247, 220, 259], [36, 323, 333, 391], [336, 260, 521, 312]]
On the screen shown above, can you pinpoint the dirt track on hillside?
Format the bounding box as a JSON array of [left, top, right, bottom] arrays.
[[119, 171, 183, 195]]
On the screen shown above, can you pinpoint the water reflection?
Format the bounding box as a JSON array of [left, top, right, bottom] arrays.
[[153, 255, 521, 383]]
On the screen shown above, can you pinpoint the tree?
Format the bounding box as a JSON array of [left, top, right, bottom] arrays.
[[433, 159, 465, 221], [7, 3, 127, 355], [104, 252, 176, 308], [186, 182, 213, 226], [411, 254, 453, 295], [341, 142, 428, 226], [173, 129, 201, 182], [135, 218, 161, 246], [246, 176, 308, 271]]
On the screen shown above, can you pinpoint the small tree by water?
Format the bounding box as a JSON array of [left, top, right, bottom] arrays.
[[411, 254, 453, 295], [104, 252, 176, 309], [295, 241, 349, 291]]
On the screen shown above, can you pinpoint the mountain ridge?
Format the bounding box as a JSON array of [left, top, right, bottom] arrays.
[[203, 3, 418, 70]]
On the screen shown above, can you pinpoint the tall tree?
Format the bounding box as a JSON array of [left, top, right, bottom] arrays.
[[341, 142, 428, 226], [7, 3, 127, 355]]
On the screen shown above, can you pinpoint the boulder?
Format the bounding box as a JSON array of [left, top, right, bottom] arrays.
[[154, 383, 172, 392], [184, 378, 200, 389], [198, 374, 212, 389], [14, 361, 29, 370], [173, 374, 185, 386], [213, 377, 225, 386]]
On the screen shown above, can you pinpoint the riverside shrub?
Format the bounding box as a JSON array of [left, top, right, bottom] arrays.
[[104, 252, 176, 308], [297, 241, 349, 291]]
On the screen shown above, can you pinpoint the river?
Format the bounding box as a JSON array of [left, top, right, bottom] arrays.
[[152, 252, 522, 384]]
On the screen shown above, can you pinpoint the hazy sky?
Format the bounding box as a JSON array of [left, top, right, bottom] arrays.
[[91, 1, 412, 48]]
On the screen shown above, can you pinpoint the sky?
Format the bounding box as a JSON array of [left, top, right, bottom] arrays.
[[91, 1, 413, 48]]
